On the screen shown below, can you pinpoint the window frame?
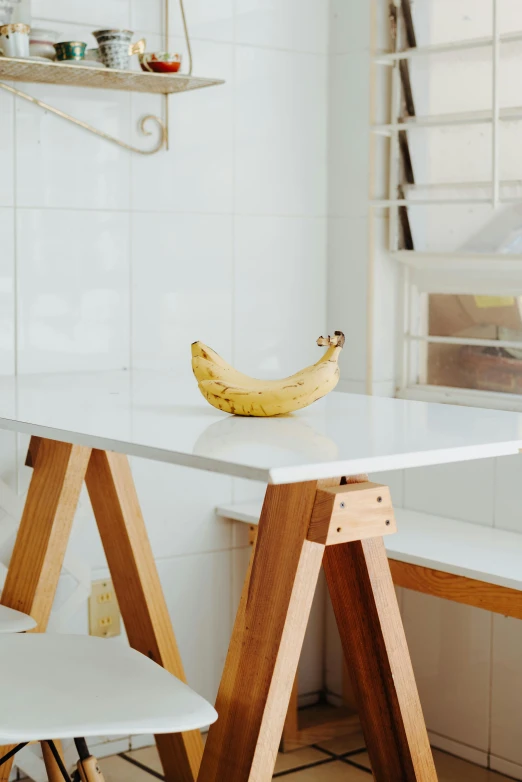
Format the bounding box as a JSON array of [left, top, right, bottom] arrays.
[[370, 0, 522, 411]]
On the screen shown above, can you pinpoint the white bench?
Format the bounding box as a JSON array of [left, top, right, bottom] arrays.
[[217, 498, 522, 750], [218, 499, 522, 613]]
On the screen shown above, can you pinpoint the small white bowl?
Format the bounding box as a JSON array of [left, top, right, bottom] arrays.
[[29, 27, 61, 59]]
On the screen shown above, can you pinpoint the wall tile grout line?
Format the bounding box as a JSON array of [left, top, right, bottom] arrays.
[[12, 84, 18, 381], [11, 206, 329, 219]]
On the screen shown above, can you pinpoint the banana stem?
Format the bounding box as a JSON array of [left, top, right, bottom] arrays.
[[315, 331, 345, 366], [316, 331, 345, 349]]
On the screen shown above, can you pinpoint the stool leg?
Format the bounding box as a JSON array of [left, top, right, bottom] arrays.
[[0, 438, 91, 782], [76, 756, 106, 782], [42, 740, 68, 782], [324, 536, 437, 781], [85, 450, 203, 782], [199, 481, 325, 782]]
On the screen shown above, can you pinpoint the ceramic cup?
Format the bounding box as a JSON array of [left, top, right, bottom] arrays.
[[54, 40, 87, 61], [92, 29, 144, 70], [0, 21, 29, 57]]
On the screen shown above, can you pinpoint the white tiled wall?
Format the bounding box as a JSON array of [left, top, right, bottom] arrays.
[[0, 0, 329, 769]]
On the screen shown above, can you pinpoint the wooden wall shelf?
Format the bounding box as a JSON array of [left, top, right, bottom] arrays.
[[0, 56, 224, 95]]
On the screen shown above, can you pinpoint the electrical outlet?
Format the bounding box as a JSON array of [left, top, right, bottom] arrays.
[[89, 579, 121, 638]]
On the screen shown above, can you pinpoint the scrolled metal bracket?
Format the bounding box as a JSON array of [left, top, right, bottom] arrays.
[[0, 80, 168, 155]]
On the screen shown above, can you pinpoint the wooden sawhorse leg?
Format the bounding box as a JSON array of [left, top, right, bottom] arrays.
[[86, 449, 203, 781], [0, 438, 202, 782], [199, 478, 437, 782]]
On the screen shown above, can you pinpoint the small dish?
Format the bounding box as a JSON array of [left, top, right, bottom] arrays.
[[58, 58, 106, 69], [29, 27, 61, 59], [139, 51, 181, 73]]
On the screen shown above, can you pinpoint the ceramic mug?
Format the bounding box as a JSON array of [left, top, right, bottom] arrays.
[[92, 29, 144, 70], [53, 40, 87, 61], [0, 22, 29, 57]]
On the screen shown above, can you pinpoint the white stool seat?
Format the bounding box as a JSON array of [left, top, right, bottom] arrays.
[[0, 605, 36, 633], [0, 634, 217, 741]]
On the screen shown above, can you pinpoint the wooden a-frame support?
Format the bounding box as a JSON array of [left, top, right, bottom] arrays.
[[0, 438, 437, 782], [199, 478, 437, 781]]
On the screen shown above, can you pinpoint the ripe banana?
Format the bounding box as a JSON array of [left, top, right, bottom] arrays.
[[191, 331, 345, 417]]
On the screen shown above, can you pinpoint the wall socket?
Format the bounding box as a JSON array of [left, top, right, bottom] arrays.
[[89, 579, 121, 638]]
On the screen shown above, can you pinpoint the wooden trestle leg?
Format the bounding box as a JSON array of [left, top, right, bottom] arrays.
[[199, 481, 324, 782], [324, 535, 437, 780], [85, 449, 203, 782], [199, 478, 437, 782]]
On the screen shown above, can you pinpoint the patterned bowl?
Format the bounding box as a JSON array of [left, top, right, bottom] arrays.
[[139, 51, 182, 73], [30, 27, 61, 59]]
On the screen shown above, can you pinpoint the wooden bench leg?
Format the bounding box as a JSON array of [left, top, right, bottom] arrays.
[[324, 535, 437, 781], [85, 449, 203, 782], [199, 481, 325, 782], [0, 437, 91, 782]]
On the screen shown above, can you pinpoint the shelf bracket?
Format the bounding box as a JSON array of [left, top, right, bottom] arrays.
[[0, 80, 167, 155]]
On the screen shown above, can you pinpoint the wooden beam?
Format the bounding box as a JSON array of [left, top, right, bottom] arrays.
[[324, 536, 436, 781], [199, 481, 325, 782], [390, 559, 522, 619], [2, 438, 91, 627], [85, 450, 203, 782], [308, 482, 396, 545], [281, 676, 300, 750], [24, 435, 42, 468]]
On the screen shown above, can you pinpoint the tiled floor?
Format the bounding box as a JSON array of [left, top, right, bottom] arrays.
[[96, 733, 518, 780]]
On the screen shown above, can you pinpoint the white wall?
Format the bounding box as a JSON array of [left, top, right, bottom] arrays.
[[0, 0, 329, 772], [326, 1, 522, 779]]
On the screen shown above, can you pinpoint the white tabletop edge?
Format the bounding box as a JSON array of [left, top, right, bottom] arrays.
[[2, 371, 522, 483], [267, 441, 522, 484], [2, 414, 522, 486], [0, 416, 271, 484]]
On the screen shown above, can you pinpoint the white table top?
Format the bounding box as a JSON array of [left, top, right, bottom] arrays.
[[0, 370, 521, 484]]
